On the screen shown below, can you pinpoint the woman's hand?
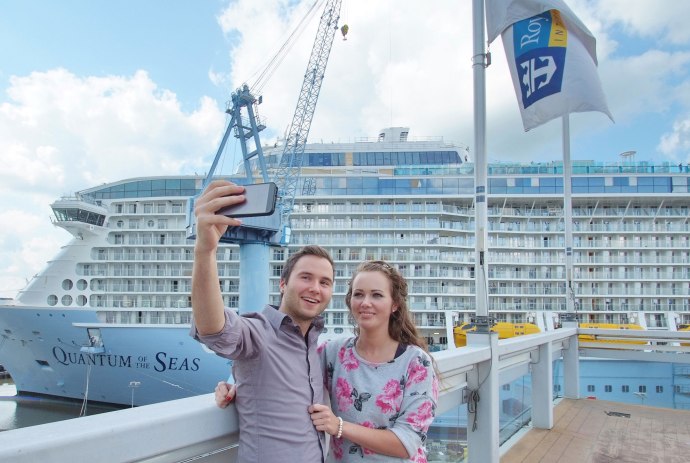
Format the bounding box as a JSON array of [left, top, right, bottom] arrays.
[[215, 381, 236, 408], [308, 403, 340, 436]]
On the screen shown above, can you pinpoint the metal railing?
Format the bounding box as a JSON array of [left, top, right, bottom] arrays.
[[3, 327, 690, 462]]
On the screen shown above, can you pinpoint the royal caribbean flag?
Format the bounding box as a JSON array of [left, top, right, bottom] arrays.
[[486, 0, 613, 131]]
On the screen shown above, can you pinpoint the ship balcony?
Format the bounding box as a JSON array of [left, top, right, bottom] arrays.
[[5, 328, 690, 462]]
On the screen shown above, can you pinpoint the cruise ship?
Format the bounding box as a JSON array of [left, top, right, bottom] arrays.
[[1, 126, 689, 407]]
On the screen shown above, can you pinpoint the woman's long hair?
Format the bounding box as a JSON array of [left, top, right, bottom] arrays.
[[345, 260, 429, 353]]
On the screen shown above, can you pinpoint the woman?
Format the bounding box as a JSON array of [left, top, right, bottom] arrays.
[[216, 261, 438, 462], [309, 260, 438, 462]]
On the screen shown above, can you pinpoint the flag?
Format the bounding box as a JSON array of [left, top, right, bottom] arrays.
[[485, 0, 613, 131]]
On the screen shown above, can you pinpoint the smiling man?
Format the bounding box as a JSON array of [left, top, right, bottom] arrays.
[[189, 180, 335, 463]]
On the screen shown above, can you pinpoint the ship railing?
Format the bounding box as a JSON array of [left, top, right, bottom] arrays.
[[6, 328, 690, 462]]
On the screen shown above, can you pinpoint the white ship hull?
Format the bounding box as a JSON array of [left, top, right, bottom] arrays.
[[2, 127, 689, 406], [0, 305, 231, 406]]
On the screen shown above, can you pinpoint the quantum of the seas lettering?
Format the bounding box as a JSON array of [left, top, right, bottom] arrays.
[[154, 352, 200, 372], [53, 346, 131, 367]]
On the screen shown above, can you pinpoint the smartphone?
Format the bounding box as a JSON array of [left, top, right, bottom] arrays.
[[216, 182, 278, 218]]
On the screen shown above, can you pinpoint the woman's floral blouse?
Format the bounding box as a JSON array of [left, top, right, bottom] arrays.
[[319, 337, 438, 462]]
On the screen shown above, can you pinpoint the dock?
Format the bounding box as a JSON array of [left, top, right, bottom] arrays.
[[502, 398, 690, 463]]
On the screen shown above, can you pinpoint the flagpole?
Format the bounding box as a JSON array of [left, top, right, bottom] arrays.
[[473, 0, 489, 329], [466, 2, 500, 462], [562, 115, 577, 323]]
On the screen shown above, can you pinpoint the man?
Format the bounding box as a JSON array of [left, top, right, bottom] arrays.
[[190, 180, 335, 463]]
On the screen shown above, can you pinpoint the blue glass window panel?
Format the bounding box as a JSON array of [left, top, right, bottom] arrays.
[[621, 186, 637, 193], [638, 177, 654, 185], [458, 178, 474, 192], [491, 186, 508, 194], [489, 178, 507, 187], [540, 177, 556, 186], [539, 186, 556, 194], [152, 179, 166, 190], [555, 178, 563, 186], [523, 186, 540, 194], [613, 177, 629, 186], [165, 179, 181, 189], [572, 177, 588, 187], [572, 186, 588, 193], [654, 185, 671, 192], [654, 177, 671, 186], [124, 182, 138, 191], [443, 178, 460, 189], [588, 186, 605, 193], [363, 178, 378, 189], [638, 185, 654, 193], [588, 178, 605, 186], [347, 177, 363, 188], [507, 187, 523, 194]]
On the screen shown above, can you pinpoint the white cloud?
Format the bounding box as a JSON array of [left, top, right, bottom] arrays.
[[0, 68, 224, 297], [3, 0, 690, 297]]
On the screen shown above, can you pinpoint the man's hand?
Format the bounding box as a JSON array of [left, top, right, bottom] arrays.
[[215, 381, 236, 408], [194, 180, 245, 254]]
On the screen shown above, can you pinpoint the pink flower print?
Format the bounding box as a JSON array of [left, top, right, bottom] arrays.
[[332, 435, 344, 460], [411, 447, 428, 463], [335, 377, 354, 411], [406, 401, 434, 431], [360, 421, 376, 455], [405, 357, 428, 387], [317, 342, 326, 354], [375, 379, 403, 414], [338, 345, 359, 371]]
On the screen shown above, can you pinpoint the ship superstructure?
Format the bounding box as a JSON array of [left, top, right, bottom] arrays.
[[1, 127, 689, 405]]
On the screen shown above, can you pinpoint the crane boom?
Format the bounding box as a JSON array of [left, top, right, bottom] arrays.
[[274, 0, 342, 236], [187, 0, 342, 312]]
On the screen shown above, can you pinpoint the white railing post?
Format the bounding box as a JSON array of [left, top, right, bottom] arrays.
[[562, 323, 580, 399], [530, 339, 553, 429], [466, 331, 499, 463]]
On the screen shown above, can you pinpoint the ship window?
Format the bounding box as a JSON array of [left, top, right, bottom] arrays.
[[62, 279, 73, 290], [61, 295, 73, 306], [47, 295, 58, 306], [77, 295, 87, 306], [605, 385, 612, 392], [587, 385, 595, 392], [502, 384, 510, 391], [638, 385, 646, 393], [116, 220, 124, 228], [76, 279, 88, 290], [656, 386, 663, 393], [622, 385, 629, 393]]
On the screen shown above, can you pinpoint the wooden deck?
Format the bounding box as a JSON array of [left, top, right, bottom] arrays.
[[501, 398, 690, 463]]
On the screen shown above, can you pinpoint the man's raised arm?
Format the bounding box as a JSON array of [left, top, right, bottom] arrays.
[[191, 180, 246, 335]]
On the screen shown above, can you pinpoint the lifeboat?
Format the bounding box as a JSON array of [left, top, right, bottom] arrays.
[[578, 323, 645, 344], [453, 322, 540, 347]]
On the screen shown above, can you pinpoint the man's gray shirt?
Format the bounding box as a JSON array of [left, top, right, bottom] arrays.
[[191, 305, 326, 463]]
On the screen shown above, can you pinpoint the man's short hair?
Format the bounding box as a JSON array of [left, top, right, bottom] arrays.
[[281, 245, 334, 283]]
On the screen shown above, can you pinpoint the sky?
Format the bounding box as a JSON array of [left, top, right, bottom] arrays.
[[1, 0, 689, 298]]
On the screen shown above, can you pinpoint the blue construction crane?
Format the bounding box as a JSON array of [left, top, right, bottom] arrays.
[[187, 0, 342, 312]]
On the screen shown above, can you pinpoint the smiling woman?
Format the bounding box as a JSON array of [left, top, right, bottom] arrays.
[[312, 260, 439, 462]]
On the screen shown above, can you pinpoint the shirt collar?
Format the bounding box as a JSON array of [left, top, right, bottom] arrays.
[[262, 304, 325, 333]]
